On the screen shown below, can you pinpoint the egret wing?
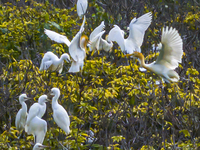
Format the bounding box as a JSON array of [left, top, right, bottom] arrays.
[[44, 29, 71, 47], [155, 27, 183, 70], [128, 12, 152, 47], [69, 16, 86, 61], [90, 31, 105, 51], [77, 0, 88, 18], [89, 21, 105, 41], [53, 106, 70, 135], [108, 25, 125, 51], [26, 103, 40, 126]]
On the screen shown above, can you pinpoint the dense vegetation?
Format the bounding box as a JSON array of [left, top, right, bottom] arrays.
[[0, 0, 200, 149]]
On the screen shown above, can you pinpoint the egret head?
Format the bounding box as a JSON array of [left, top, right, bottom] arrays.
[[19, 94, 30, 102], [124, 52, 144, 60], [38, 95, 49, 104], [50, 88, 60, 98], [61, 53, 70, 63], [80, 35, 89, 49], [33, 143, 48, 150]]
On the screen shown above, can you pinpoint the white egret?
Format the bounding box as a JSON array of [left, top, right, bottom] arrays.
[[39, 51, 70, 73], [25, 95, 49, 144], [15, 94, 31, 133], [26, 95, 49, 126], [44, 16, 88, 73], [125, 27, 183, 83], [33, 143, 48, 150], [88, 21, 113, 52], [108, 12, 152, 54], [26, 116, 47, 144], [77, 0, 88, 19], [50, 88, 70, 135]]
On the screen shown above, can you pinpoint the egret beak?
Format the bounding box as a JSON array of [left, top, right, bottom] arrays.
[[47, 92, 54, 99], [39, 145, 49, 148], [123, 53, 134, 57], [24, 97, 32, 101]]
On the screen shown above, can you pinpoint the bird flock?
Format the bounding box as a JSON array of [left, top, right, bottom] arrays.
[[15, 0, 184, 149]]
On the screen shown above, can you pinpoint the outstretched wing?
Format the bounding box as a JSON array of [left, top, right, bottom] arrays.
[[89, 21, 105, 41], [128, 12, 152, 48], [90, 30, 105, 51], [107, 25, 125, 52], [155, 27, 183, 70], [44, 28, 71, 47], [77, 0, 88, 18], [69, 16, 86, 62]]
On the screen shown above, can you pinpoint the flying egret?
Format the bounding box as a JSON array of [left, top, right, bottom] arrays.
[[125, 27, 183, 83], [33, 143, 48, 150], [108, 12, 152, 54], [88, 21, 113, 52], [77, 0, 88, 19], [50, 88, 70, 135], [39, 51, 70, 74], [15, 94, 31, 133], [44, 16, 88, 73]]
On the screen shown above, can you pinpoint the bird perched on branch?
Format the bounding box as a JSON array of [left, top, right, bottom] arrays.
[[15, 94, 31, 134], [108, 12, 152, 54], [39, 52, 70, 74], [125, 27, 183, 83], [50, 88, 70, 135], [44, 16, 88, 73], [25, 95, 49, 144], [88, 21, 113, 52]]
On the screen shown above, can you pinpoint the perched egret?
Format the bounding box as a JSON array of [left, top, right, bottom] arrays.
[[39, 51, 70, 74], [15, 94, 31, 133], [33, 143, 48, 150], [26, 116, 47, 144], [88, 21, 113, 52], [77, 0, 88, 19], [125, 27, 183, 83], [44, 16, 88, 73], [108, 12, 152, 54], [25, 95, 49, 144], [50, 88, 70, 135], [26, 95, 49, 126]]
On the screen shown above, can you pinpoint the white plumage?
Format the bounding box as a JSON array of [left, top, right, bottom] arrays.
[[39, 51, 70, 74], [50, 88, 70, 135], [33, 143, 48, 150], [44, 29, 71, 46], [77, 0, 88, 18], [15, 94, 30, 133], [44, 16, 88, 73], [127, 27, 183, 83], [88, 21, 113, 52], [108, 12, 152, 54], [25, 95, 49, 144]]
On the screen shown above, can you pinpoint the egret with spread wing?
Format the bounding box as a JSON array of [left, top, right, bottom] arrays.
[[125, 27, 183, 83], [108, 12, 152, 54], [88, 21, 113, 52], [44, 16, 88, 73]]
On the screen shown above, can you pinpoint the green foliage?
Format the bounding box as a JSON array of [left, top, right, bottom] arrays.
[[0, 0, 200, 150]]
